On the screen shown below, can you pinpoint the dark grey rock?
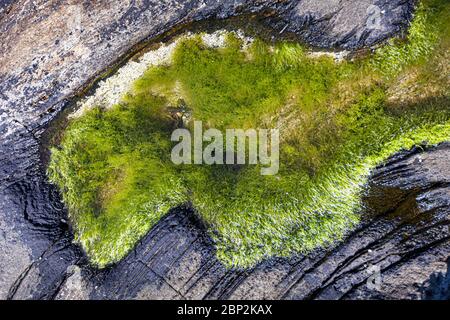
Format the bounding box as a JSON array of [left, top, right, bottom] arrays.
[[420, 258, 450, 300]]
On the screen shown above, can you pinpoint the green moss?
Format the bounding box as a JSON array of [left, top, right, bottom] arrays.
[[372, 0, 448, 77], [48, 0, 450, 268]]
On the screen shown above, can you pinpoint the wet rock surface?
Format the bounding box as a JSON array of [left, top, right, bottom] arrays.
[[1, 0, 448, 300]]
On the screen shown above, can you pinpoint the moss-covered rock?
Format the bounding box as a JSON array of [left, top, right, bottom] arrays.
[[48, 0, 450, 268]]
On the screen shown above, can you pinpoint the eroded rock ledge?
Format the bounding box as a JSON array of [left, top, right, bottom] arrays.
[[1, 0, 415, 139], [1, 0, 448, 300]]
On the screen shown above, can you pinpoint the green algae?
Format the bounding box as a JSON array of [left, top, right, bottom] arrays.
[[48, 0, 450, 268]]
